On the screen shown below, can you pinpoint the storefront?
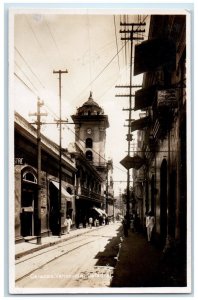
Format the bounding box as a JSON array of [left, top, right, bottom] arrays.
[[15, 113, 76, 241]]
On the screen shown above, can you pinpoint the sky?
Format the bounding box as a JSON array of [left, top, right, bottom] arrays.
[[11, 9, 150, 196]]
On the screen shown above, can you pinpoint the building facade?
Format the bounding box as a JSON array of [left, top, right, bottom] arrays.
[[132, 14, 187, 264], [71, 92, 112, 221], [15, 113, 76, 241]]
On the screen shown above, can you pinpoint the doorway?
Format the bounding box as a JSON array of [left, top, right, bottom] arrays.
[[49, 182, 59, 235], [169, 170, 177, 238], [21, 170, 37, 237], [160, 159, 168, 246]]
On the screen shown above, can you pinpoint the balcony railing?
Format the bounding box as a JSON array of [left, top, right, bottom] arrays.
[[80, 186, 103, 202]]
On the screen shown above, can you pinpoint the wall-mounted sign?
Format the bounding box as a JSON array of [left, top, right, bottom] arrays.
[[15, 158, 24, 165], [157, 89, 178, 108]]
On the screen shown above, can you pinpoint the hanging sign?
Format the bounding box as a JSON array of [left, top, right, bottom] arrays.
[[157, 89, 178, 108]]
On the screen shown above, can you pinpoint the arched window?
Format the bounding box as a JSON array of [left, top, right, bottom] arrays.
[[86, 150, 93, 161], [86, 138, 93, 148], [66, 187, 73, 195], [23, 171, 37, 183]]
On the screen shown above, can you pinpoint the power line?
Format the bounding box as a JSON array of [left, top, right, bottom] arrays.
[[71, 36, 130, 105], [113, 15, 120, 72], [15, 47, 45, 89], [25, 16, 54, 70], [44, 17, 66, 67], [13, 69, 120, 171], [87, 13, 93, 90], [14, 72, 38, 97], [15, 61, 39, 93], [42, 101, 127, 175]]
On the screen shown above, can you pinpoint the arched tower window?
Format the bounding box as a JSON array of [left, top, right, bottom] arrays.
[[86, 138, 93, 148], [86, 150, 93, 161]]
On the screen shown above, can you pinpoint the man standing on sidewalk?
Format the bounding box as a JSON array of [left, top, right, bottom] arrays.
[[88, 216, 93, 228], [64, 215, 72, 234], [146, 211, 155, 242], [122, 215, 128, 237]]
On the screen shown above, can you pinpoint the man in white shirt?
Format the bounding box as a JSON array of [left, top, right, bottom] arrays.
[[146, 211, 155, 242], [64, 215, 72, 234]]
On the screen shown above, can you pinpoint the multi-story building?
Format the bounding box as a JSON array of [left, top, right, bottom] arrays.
[[14, 112, 77, 241], [70, 92, 112, 224], [132, 14, 187, 269]]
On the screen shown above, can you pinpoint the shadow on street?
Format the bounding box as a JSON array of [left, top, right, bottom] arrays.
[[94, 225, 122, 268]]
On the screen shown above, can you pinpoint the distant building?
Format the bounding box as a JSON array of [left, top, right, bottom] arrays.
[[71, 92, 112, 222]]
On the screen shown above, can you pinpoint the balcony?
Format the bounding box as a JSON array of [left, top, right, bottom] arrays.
[[80, 186, 103, 203]]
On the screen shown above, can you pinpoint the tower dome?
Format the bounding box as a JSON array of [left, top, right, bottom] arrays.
[[77, 92, 103, 116]]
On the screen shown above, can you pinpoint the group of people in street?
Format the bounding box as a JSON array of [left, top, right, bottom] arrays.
[[88, 215, 110, 228], [65, 210, 155, 242], [122, 211, 155, 243], [64, 214, 110, 233]]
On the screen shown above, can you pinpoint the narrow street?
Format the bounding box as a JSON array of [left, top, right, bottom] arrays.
[[11, 10, 189, 294], [15, 223, 122, 288]]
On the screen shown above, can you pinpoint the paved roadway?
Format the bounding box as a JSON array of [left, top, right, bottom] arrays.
[[15, 222, 122, 289]]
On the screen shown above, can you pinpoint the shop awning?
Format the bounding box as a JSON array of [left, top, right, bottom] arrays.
[[120, 155, 145, 170], [134, 86, 157, 111], [131, 116, 150, 132], [92, 207, 107, 217], [51, 180, 73, 201], [134, 38, 176, 75]]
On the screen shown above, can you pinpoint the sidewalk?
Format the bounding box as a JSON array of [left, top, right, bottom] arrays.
[[111, 230, 187, 288], [15, 226, 99, 259]]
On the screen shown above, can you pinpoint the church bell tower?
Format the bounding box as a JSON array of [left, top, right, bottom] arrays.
[[71, 92, 109, 178]]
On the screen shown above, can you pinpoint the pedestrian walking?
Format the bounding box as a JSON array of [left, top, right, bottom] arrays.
[[130, 216, 135, 232], [88, 216, 93, 228], [64, 215, 72, 234], [146, 211, 155, 242], [122, 215, 128, 237]]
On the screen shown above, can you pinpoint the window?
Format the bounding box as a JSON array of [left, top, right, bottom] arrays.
[[23, 171, 37, 183], [86, 150, 93, 161], [86, 138, 93, 148], [66, 187, 73, 195]]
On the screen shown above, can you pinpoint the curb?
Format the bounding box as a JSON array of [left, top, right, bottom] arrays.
[[15, 226, 101, 260]]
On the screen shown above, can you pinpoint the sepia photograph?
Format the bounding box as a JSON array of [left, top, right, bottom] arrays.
[[8, 5, 191, 294]]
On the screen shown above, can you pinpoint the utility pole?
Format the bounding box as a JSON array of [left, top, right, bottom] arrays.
[[106, 166, 109, 215], [53, 69, 68, 238], [116, 21, 145, 227], [29, 98, 47, 245]]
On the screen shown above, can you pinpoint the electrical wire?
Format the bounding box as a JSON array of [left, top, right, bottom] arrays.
[[44, 17, 65, 66], [87, 13, 93, 90], [15, 61, 39, 93], [25, 15, 54, 70], [40, 99, 127, 175], [15, 47, 45, 89], [14, 72, 38, 97], [14, 14, 151, 175], [113, 15, 120, 72], [70, 36, 130, 106]]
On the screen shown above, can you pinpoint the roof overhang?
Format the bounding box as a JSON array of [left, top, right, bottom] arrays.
[[134, 86, 157, 111], [134, 38, 176, 75], [131, 116, 151, 132]]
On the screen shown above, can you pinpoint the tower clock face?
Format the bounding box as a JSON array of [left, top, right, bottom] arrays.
[[87, 128, 92, 134]]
